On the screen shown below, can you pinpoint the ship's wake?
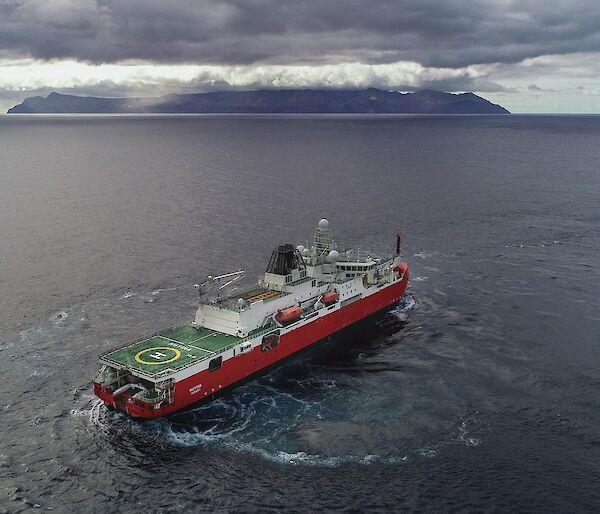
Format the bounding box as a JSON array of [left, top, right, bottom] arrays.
[[80, 293, 475, 467], [77, 292, 480, 467], [148, 385, 480, 467]]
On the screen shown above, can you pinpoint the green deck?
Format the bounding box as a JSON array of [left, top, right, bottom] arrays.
[[100, 325, 241, 378]]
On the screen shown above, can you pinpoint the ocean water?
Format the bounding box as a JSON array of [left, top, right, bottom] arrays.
[[0, 114, 599, 513]]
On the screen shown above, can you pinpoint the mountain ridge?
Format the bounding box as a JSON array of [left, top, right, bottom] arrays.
[[7, 88, 510, 114]]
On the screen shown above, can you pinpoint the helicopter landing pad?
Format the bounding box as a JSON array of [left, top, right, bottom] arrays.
[[100, 325, 241, 378]]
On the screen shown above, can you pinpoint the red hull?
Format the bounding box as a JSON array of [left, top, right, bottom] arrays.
[[94, 270, 408, 419]]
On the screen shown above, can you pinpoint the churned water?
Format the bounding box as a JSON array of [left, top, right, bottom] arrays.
[[1, 114, 600, 512]]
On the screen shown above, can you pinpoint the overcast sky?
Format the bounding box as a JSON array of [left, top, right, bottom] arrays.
[[1, 0, 599, 112]]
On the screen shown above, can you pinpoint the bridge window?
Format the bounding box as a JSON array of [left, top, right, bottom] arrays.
[[208, 356, 222, 372]]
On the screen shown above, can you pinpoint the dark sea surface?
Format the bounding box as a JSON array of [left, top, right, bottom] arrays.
[[1, 114, 599, 513]]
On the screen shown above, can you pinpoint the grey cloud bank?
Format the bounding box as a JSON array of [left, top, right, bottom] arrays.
[[1, 0, 600, 112], [2, 0, 599, 67]]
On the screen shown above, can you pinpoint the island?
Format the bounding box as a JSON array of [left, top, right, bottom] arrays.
[[7, 88, 510, 114]]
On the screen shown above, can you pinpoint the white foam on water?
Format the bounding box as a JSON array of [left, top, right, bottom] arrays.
[[151, 381, 437, 468], [80, 385, 483, 469], [70, 408, 90, 417], [88, 398, 106, 428], [388, 294, 416, 322], [417, 447, 438, 458], [400, 294, 416, 311], [51, 310, 69, 323], [19, 327, 49, 346], [163, 427, 411, 467], [140, 385, 382, 467], [414, 252, 433, 259], [247, 448, 402, 467], [456, 416, 482, 447], [150, 284, 190, 295]]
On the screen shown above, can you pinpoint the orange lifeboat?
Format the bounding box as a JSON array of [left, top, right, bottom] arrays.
[[320, 292, 338, 306], [393, 262, 409, 275], [275, 306, 302, 325]]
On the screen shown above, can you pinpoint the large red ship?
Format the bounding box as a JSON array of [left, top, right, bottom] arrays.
[[93, 219, 409, 419]]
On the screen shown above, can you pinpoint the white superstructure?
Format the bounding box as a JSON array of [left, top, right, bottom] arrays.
[[193, 218, 403, 339]]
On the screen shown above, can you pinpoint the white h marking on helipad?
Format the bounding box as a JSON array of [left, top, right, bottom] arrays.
[[149, 352, 168, 360]]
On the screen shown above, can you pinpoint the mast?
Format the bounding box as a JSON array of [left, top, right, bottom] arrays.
[[313, 218, 333, 263]]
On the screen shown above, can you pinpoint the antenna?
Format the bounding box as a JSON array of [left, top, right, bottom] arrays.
[[195, 270, 245, 299]]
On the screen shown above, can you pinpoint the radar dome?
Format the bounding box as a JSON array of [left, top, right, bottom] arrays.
[[328, 250, 340, 262], [302, 248, 310, 257], [318, 218, 329, 229], [297, 245, 306, 253]]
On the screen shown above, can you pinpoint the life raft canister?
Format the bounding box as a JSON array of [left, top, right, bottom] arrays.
[[320, 291, 338, 306], [275, 306, 302, 325]]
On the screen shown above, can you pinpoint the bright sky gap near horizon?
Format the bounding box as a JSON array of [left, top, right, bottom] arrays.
[[1, 0, 599, 113]]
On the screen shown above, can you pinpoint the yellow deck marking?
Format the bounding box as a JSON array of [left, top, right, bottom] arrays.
[[135, 347, 181, 365]]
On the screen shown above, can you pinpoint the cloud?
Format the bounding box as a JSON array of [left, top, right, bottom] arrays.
[[1, 0, 600, 69], [0, 59, 508, 98]]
